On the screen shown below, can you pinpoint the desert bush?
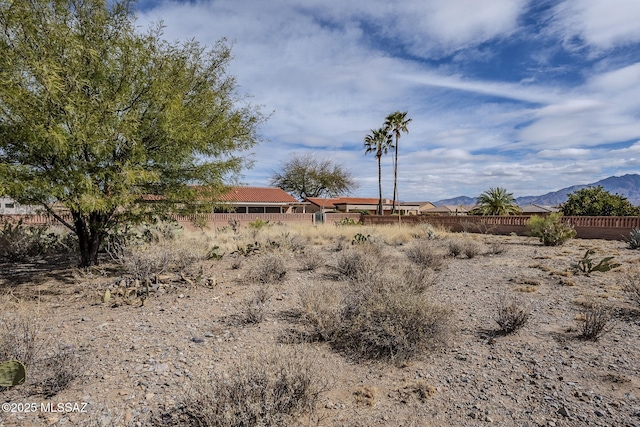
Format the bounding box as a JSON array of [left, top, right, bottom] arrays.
[[494, 296, 530, 334], [623, 274, 640, 307], [527, 213, 576, 246], [241, 288, 271, 324], [462, 241, 481, 259], [111, 239, 207, 283], [247, 254, 287, 284], [299, 283, 343, 342], [447, 238, 464, 258], [0, 307, 80, 397], [400, 264, 437, 293], [37, 346, 82, 398], [580, 303, 614, 341], [626, 228, 640, 250], [333, 248, 371, 281], [486, 241, 506, 255], [163, 346, 328, 427], [298, 250, 322, 272], [0, 309, 43, 368], [406, 243, 445, 270], [337, 286, 452, 362], [571, 249, 620, 275], [303, 251, 451, 362], [0, 221, 76, 262]]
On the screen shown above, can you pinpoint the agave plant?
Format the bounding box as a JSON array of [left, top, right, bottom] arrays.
[[627, 228, 640, 249]]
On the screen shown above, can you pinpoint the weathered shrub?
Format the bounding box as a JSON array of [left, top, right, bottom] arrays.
[[248, 254, 287, 284], [303, 252, 451, 363], [405, 243, 445, 270], [580, 303, 614, 341], [0, 221, 76, 262], [494, 296, 530, 334], [527, 213, 576, 246], [162, 346, 328, 427], [242, 288, 271, 324], [623, 274, 640, 307], [336, 286, 452, 362]]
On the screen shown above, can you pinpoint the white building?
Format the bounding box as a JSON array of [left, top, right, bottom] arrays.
[[0, 197, 38, 214]]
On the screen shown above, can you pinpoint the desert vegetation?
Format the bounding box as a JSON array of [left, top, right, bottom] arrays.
[[1, 220, 640, 426]]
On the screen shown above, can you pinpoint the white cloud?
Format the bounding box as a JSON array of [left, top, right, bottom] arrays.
[[551, 0, 640, 52], [134, 1, 640, 201]]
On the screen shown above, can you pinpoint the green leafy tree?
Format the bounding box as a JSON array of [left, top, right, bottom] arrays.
[[270, 153, 358, 200], [561, 186, 638, 216], [364, 128, 393, 215], [473, 187, 522, 215], [384, 111, 411, 214], [0, 0, 264, 266]]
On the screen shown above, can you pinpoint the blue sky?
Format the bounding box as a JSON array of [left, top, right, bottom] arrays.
[[137, 0, 640, 202]]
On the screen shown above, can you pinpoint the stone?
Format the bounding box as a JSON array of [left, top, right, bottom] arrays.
[[557, 406, 570, 417]]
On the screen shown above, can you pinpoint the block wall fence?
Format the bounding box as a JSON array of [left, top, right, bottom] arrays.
[[2, 213, 639, 240]]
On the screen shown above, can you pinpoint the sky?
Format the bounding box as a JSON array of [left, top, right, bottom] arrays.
[[137, 0, 640, 202]]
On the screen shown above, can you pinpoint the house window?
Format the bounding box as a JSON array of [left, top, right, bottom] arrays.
[[264, 207, 280, 214], [248, 207, 263, 214], [4, 203, 14, 209]]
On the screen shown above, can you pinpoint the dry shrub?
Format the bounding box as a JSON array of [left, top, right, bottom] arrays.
[[623, 274, 640, 307], [298, 250, 323, 272], [0, 304, 81, 397], [487, 241, 506, 255], [333, 248, 375, 281], [162, 346, 328, 427], [112, 239, 207, 282], [247, 254, 287, 284], [0, 306, 43, 368], [305, 250, 451, 363], [405, 242, 445, 270], [337, 286, 451, 362], [580, 303, 614, 341], [298, 283, 343, 342], [494, 296, 530, 334], [37, 346, 83, 398], [242, 288, 271, 324], [447, 238, 464, 258], [463, 241, 481, 259]]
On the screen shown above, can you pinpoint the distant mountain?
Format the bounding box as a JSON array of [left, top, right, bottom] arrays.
[[434, 174, 640, 207], [433, 196, 477, 206]]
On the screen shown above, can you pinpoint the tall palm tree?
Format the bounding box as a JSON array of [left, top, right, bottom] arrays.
[[384, 111, 411, 214], [364, 128, 393, 215], [475, 187, 522, 215]]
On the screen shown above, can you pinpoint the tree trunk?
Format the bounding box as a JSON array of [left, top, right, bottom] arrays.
[[377, 155, 383, 216], [392, 137, 398, 214], [72, 211, 107, 267]]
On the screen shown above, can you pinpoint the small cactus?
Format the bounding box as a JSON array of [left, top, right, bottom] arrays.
[[0, 360, 26, 387]]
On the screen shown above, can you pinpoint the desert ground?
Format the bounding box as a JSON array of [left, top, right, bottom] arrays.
[[1, 221, 640, 427]]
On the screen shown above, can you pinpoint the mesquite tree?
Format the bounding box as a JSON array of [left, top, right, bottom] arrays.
[[0, 0, 264, 266]]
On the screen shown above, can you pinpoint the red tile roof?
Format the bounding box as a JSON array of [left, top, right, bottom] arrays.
[[218, 187, 298, 203]]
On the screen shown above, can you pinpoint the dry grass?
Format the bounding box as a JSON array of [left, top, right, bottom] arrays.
[[160, 346, 329, 427], [0, 300, 82, 397]]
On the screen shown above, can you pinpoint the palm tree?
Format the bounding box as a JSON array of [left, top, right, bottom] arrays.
[[384, 111, 411, 214], [364, 128, 393, 215], [475, 187, 522, 215]]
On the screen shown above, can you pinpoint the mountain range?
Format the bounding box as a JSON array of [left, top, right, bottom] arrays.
[[434, 174, 640, 207]]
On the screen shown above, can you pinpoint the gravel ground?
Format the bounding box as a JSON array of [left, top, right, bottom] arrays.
[[1, 232, 640, 427]]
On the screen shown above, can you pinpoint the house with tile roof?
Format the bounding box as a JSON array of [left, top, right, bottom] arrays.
[[214, 186, 304, 213], [305, 197, 434, 215]]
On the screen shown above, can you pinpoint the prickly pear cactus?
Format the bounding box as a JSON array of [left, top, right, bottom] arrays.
[[0, 360, 26, 387]]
